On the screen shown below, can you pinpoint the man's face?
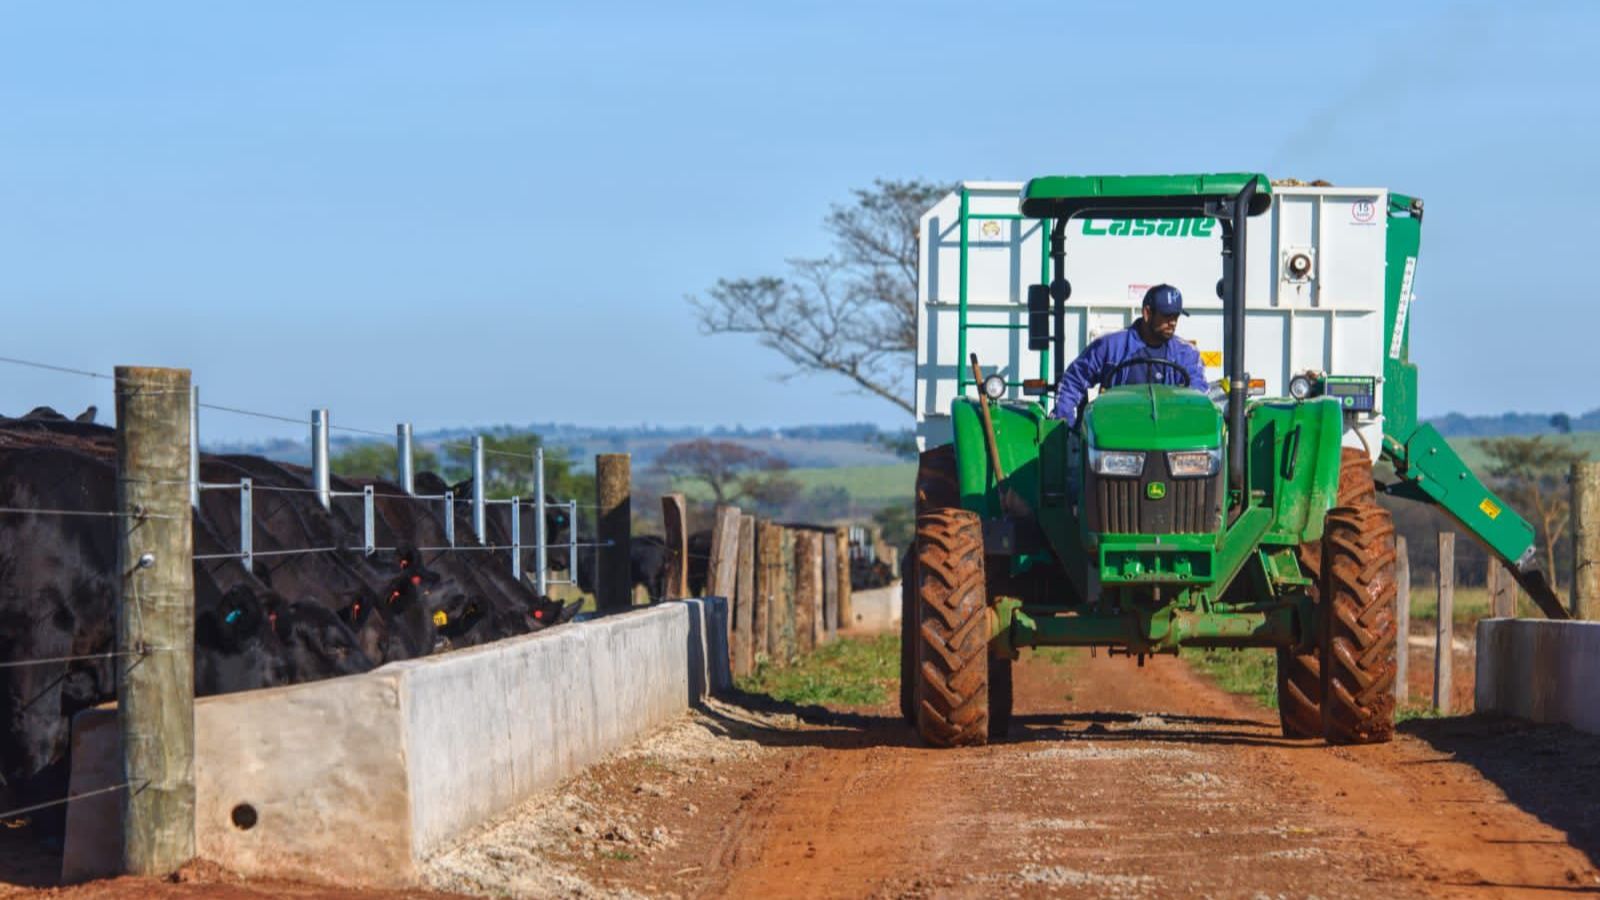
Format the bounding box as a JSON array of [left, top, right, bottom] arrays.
[[1143, 306, 1180, 340]]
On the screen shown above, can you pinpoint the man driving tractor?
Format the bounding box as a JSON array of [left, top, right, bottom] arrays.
[[1050, 283, 1209, 424]]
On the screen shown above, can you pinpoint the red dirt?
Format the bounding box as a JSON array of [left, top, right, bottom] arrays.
[[8, 644, 1598, 898]]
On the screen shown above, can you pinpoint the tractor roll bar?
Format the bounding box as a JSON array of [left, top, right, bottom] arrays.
[[1219, 179, 1257, 504]]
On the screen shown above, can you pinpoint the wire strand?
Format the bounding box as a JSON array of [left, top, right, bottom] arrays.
[[0, 780, 145, 821], [0, 650, 141, 669], [0, 506, 181, 520]]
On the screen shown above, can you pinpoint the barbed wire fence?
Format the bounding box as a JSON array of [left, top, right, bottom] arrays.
[[0, 354, 621, 831]]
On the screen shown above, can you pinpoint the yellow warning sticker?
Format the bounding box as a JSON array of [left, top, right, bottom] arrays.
[[1479, 498, 1502, 520], [1201, 350, 1223, 367]]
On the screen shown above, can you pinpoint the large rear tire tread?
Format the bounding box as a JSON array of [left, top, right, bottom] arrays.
[[1280, 447, 1377, 739], [915, 508, 989, 748], [1320, 504, 1399, 745], [916, 445, 960, 512]]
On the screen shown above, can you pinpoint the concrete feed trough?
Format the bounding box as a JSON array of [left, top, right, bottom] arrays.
[[61, 597, 728, 887]]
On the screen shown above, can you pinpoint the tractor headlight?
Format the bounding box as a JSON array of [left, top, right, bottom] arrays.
[[1167, 449, 1221, 478], [1089, 448, 1146, 478], [1288, 374, 1315, 400], [982, 374, 1007, 400]]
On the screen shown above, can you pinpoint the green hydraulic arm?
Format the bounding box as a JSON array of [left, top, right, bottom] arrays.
[[1376, 192, 1569, 619]]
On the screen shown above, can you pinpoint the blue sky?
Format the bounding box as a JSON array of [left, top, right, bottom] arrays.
[[1, 1, 1593, 441]]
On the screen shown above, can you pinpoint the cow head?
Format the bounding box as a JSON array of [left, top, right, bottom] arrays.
[[527, 593, 579, 628], [428, 593, 489, 652], [263, 598, 374, 681]]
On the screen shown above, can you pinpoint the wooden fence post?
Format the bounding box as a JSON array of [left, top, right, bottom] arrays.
[[115, 366, 196, 875], [756, 520, 779, 661], [796, 530, 826, 653], [595, 454, 632, 612], [834, 527, 852, 631], [708, 504, 741, 600], [661, 492, 688, 600], [778, 528, 797, 663], [1489, 558, 1516, 619], [1435, 531, 1455, 714], [734, 514, 756, 678], [1572, 461, 1600, 620], [1395, 535, 1410, 706], [821, 529, 838, 643]]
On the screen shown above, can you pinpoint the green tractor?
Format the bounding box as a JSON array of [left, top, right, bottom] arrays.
[[902, 173, 1568, 747]]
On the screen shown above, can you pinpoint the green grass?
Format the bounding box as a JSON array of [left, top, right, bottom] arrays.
[[736, 633, 899, 707], [1187, 647, 1279, 710]]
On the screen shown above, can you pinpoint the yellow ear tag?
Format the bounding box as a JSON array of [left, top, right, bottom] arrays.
[[432, 610, 449, 627]]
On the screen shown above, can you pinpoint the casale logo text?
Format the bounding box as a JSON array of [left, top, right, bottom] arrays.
[[1081, 218, 1216, 238]]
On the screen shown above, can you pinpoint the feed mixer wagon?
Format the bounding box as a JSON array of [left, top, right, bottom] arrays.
[[904, 173, 1568, 748]]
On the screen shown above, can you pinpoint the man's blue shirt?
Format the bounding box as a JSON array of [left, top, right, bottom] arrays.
[[1050, 321, 1209, 424]]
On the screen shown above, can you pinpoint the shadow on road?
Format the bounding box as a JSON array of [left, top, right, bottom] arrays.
[[1403, 714, 1600, 869], [696, 689, 1318, 752]]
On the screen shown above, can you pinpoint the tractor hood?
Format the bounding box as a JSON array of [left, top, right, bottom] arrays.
[[1085, 386, 1221, 451]]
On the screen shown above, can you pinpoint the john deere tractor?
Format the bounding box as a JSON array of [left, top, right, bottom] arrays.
[[902, 173, 1568, 747]]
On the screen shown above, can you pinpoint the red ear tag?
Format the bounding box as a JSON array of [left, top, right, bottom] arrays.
[[534, 610, 543, 619], [410, 575, 423, 586], [389, 590, 401, 603]]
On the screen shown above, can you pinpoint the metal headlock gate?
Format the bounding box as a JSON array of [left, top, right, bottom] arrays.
[[191, 400, 588, 595]]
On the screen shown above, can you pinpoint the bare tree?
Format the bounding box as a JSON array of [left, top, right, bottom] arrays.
[[654, 439, 798, 509], [1481, 435, 1587, 576], [691, 179, 952, 414]]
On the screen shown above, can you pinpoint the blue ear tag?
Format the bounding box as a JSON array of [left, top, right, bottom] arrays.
[[225, 609, 243, 625]]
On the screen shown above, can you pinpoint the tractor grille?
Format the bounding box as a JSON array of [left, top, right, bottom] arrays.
[[1086, 454, 1219, 535]]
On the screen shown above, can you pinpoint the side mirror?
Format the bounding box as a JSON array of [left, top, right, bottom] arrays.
[[1027, 284, 1052, 351]]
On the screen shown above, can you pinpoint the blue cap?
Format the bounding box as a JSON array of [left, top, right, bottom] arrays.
[[1143, 283, 1187, 316]]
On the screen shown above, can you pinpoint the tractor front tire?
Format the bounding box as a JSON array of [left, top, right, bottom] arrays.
[[1320, 504, 1399, 744], [914, 508, 990, 747], [1279, 448, 1380, 739]]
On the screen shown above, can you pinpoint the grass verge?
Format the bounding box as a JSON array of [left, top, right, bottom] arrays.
[[1187, 647, 1279, 711], [736, 633, 899, 707]]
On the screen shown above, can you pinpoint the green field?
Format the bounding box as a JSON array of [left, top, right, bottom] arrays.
[[674, 462, 915, 507]]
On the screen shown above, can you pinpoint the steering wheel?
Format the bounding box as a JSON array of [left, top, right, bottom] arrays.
[[1103, 356, 1192, 388]]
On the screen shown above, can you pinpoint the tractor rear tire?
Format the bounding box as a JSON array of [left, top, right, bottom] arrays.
[[914, 508, 990, 747], [916, 445, 960, 511], [1320, 504, 1399, 744], [988, 654, 1013, 741], [1279, 447, 1379, 739]]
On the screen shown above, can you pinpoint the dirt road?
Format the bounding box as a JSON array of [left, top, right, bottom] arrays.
[[12, 645, 1599, 899], [432, 645, 1600, 899]]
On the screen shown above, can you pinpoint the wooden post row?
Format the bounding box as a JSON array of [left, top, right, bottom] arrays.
[[115, 366, 196, 876], [734, 514, 756, 678], [661, 492, 688, 600], [1434, 531, 1455, 714], [1395, 535, 1410, 706], [595, 454, 632, 612]]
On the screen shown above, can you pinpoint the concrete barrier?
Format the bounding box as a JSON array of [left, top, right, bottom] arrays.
[[843, 581, 901, 634], [61, 597, 727, 887], [1475, 618, 1600, 735]]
